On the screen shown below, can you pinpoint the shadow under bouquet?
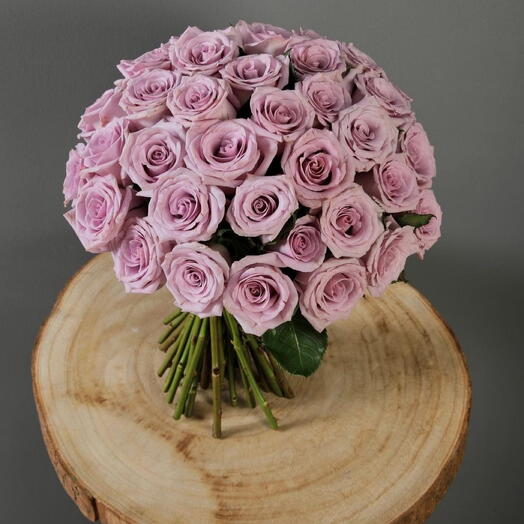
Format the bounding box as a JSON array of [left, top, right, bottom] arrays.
[[63, 21, 442, 437]]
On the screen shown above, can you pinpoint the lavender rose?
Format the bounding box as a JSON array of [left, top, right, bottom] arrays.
[[169, 26, 239, 76], [112, 213, 169, 293], [63, 143, 86, 205], [342, 42, 380, 71], [297, 72, 351, 126], [64, 176, 136, 253], [286, 37, 344, 79], [412, 190, 442, 258], [226, 175, 298, 243], [400, 122, 436, 188], [166, 74, 237, 126], [282, 128, 354, 208], [364, 218, 418, 297], [274, 215, 326, 271], [296, 258, 367, 332], [333, 97, 398, 172], [250, 87, 315, 143], [120, 120, 185, 189], [185, 119, 278, 188], [320, 184, 384, 258], [223, 253, 298, 336], [117, 40, 172, 78], [163, 242, 230, 317], [235, 20, 292, 55], [144, 168, 225, 243]]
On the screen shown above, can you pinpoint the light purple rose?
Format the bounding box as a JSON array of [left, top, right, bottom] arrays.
[[185, 119, 278, 188], [63, 143, 86, 205], [144, 168, 225, 243], [169, 26, 239, 76], [162, 242, 230, 317], [282, 128, 354, 208], [286, 37, 344, 79], [64, 176, 136, 253], [361, 154, 420, 213], [112, 213, 169, 293], [235, 21, 292, 55], [166, 74, 237, 126], [250, 87, 315, 143], [412, 190, 442, 258], [297, 72, 351, 126], [120, 120, 185, 189], [274, 215, 326, 271], [333, 97, 398, 172], [342, 42, 379, 71], [223, 253, 298, 336], [320, 184, 384, 258], [117, 40, 172, 78], [226, 175, 298, 243], [296, 258, 367, 332], [400, 122, 436, 188], [220, 54, 289, 105], [364, 218, 418, 297]]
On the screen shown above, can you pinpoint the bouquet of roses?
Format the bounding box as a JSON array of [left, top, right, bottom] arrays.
[[63, 21, 441, 437]]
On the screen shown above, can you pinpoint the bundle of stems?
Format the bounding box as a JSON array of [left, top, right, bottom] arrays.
[[157, 308, 294, 438]]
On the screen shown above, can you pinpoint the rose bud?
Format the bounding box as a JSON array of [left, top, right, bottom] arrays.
[[63, 143, 86, 205], [234, 20, 293, 55], [342, 42, 380, 71], [117, 40, 173, 79], [412, 190, 442, 259]]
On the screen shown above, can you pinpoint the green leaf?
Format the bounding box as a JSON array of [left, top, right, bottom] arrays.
[[395, 212, 434, 228], [262, 312, 327, 377]]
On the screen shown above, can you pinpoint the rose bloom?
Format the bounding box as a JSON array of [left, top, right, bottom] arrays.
[[274, 215, 326, 271], [250, 87, 315, 143], [144, 168, 225, 243], [235, 20, 292, 55], [163, 242, 230, 317], [365, 218, 418, 297], [400, 122, 436, 188], [169, 26, 239, 76], [320, 184, 384, 258], [220, 54, 289, 105], [342, 42, 380, 71], [117, 40, 172, 78], [223, 253, 298, 336], [64, 175, 136, 253], [185, 119, 278, 188], [63, 143, 86, 205], [362, 154, 420, 213], [226, 175, 298, 243], [166, 74, 237, 126], [297, 72, 351, 126], [296, 258, 367, 332], [412, 189, 442, 259], [286, 37, 344, 79], [334, 97, 398, 172], [282, 128, 354, 208], [112, 213, 169, 293], [120, 120, 185, 189]]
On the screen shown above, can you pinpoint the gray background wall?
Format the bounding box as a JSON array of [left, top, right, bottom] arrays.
[[1, 0, 522, 522]]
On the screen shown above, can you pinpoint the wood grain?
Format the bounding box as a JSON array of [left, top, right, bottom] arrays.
[[33, 254, 470, 524]]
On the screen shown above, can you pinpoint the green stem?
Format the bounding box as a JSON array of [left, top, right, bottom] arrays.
[[199, 341, 210, 390], [159, 313, 189, 351], [210, 317, 222, 438], [184, 375, 198, 417], [239, 364, 256, 408], [246, 334, 284, 397], [267, 353, 295, 399], [158, 315, 193, 378], [226, 338, 238, 407], [162, 308, 181, 325]]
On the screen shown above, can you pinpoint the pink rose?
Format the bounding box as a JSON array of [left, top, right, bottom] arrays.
[[342, 42, 379, 71], [364, 218, 418, 296], [63, 143, 86, 205], [162, 242, 230, 317], [235, 21, 292, 55], [286, 37, 344, 79], [412, 190, 442, 258], [282, 128, 354, 208], [144, 168, 225, 243], [220, 54, 289, 105], [400, 122, 436, 188], [297, 72, 351, 126], [117, 40, 172, 78], [64, 176, 136, 253], [112, 213, 169, 293], [166, 74, 237, 126], [296, 258, 367, 332], [250, 87, 315, 143], [185, 119, 278, 188], [334, 97, 398, 172], [320, 184, 384, 258], [226, 175, 298, 243], [169, 26, 239, 76], [223, 253, 298, 336], [120, 120, 185, 189], [361, 154, 420, 212], [274, 215, 326, 271]]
